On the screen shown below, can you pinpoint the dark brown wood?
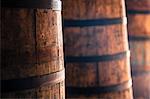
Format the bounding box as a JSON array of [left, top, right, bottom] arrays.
[[126, 0, 150, 99], [63, 0, 133, 98], [1, 0, 65, 98]]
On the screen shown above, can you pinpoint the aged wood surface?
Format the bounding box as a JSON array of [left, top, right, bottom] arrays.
[[1, 2, 65, 98], [126, 0, 150, 99], [63, 0, 133, 98]]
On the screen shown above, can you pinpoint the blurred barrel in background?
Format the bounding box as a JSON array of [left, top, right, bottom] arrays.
[[63, 0, 133, 98], [126, 0, 150, 99], [1, 0, 65, 98]]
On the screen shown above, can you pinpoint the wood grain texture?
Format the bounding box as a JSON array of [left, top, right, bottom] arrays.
[[126, 0, 150, 99], [63, 0, 133, 98], [1, 6, 65, 98]]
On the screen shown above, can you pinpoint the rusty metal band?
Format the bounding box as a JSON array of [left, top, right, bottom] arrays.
[[65, 51, 130, 63], [128, 35, 150, 41], [132, 71, 150, 77], [1, 69, 65, 93], [127, 10, 150, 14], [1, 0, 61, 10], [64, 17, 127, 27], [67, 80, 132, 95]]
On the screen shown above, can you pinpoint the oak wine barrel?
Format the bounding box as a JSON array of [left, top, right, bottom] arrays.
[[63, 0, 133, 98], [1, 0, 65, 98], [126, 0, 150, 99]]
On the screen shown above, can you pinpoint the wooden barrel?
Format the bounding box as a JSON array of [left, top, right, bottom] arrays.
[[126, 0, 150, 99], [63, 0, 133, 98], [1, 0, 65, 98]]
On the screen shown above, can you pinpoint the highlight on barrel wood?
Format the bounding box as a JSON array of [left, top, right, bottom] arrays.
[[1, 0, 65, 98], [63, 0, 133, 99], [126, 0, 150, 99]]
